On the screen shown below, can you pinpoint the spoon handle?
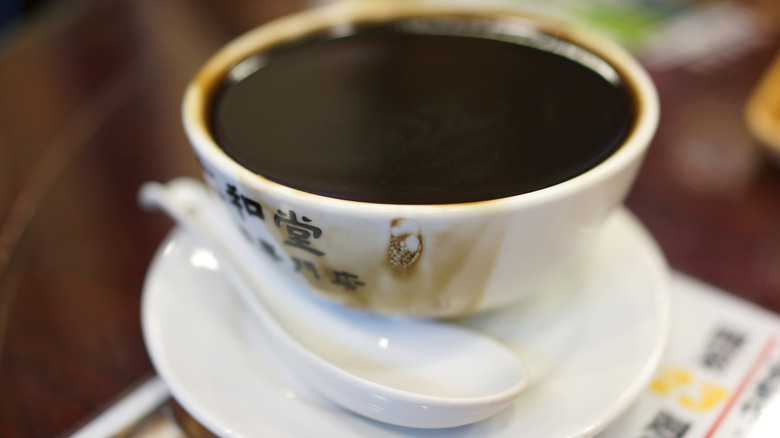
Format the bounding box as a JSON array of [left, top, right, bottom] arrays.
[[139, 181, 383, 413], [138, 180, 302, 350]]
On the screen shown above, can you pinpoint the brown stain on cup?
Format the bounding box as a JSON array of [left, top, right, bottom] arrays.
[[426, 216, 510, 317], [386, 218, 423, 275]]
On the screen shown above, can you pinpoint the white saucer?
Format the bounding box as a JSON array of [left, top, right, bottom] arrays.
[[142, 208, 671, 437]]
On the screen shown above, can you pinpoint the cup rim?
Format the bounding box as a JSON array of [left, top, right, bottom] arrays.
[[182, 1, 659, 215]]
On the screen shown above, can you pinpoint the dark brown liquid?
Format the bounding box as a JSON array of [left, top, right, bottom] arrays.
[[211, 22, 634, 204]]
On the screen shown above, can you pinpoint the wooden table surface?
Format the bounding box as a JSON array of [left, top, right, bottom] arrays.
[[0, 0, 779, 436]]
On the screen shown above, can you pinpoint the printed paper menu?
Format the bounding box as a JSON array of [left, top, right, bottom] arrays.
[[601, 274, 780, 438]]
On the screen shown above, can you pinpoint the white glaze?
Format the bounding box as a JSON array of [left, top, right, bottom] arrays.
[[181, 1, 660, 317], [139, 179, 526, 428], [141, 206, 671, 437]]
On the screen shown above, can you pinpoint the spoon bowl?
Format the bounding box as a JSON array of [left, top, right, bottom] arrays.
[[138, 178, 527, 429]]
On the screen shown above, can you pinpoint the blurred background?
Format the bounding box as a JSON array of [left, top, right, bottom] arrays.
[[1, 0, 779, 436]]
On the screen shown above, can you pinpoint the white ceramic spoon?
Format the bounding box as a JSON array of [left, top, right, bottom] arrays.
[[138, 178, 526, 429]]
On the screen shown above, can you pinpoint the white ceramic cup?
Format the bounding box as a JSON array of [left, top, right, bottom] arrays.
[[182, 1, 659, 318]]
